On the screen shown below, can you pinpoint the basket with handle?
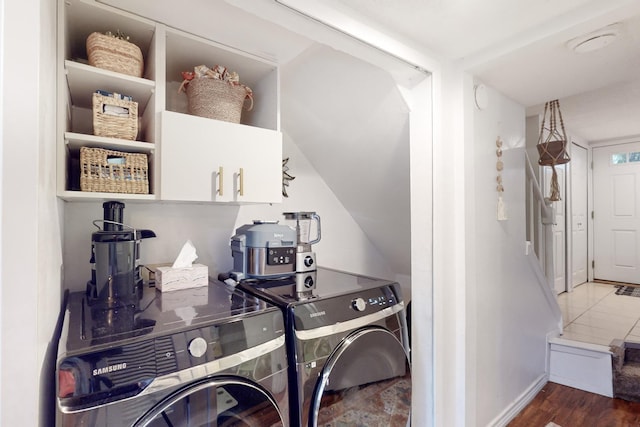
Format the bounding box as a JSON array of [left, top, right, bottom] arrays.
[[79, 147, 149, 194], [86, 31, 144, 78], [186, 77, 253, 123]]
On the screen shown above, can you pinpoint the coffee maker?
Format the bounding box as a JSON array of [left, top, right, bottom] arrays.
[[283, 211, 321, 273], [86, 201, 156, 310]]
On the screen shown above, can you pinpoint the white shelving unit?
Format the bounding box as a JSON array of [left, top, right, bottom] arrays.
[[58, 0, 157, 200], [57, 0, 282, 203]]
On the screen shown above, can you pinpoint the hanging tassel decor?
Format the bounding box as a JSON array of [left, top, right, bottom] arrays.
[[536, 99, 570, 201]]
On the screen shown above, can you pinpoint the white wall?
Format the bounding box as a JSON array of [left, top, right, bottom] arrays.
[[62, 133, 395, 293], [236, 134, 397, 280], [1, 0, 62, 426], [467, 81, 559, 425], [432, 63, 469, 427]]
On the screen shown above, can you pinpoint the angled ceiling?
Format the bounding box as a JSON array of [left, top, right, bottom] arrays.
[[279, 44, 413, 274], [97, 0, 417, 275], [326, 0, 640, 142]]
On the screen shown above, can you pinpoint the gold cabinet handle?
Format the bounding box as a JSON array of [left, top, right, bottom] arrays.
[[217, 166, 224, 196], [239, 167, 244, 196]]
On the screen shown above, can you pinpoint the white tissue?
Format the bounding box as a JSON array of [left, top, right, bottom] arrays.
[[172, 240, 198, 268]]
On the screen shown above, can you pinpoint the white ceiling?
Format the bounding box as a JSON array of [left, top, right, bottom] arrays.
[[326, 0, 640, 143]]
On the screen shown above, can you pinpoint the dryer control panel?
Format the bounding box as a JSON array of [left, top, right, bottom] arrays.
[[293, 284, 400, 331]]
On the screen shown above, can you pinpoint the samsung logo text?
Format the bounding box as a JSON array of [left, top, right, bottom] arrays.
[[93, 363, 127, 376]]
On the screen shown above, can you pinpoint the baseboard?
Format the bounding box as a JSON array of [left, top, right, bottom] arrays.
[[593, 279, 637, 287], [488, 373, 548, 427]]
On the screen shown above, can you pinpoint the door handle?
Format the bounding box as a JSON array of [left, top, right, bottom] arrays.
[[217, 166, 224, 196], [238, 167, 244, 196]]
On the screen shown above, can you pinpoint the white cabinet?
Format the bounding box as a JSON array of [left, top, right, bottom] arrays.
[[58, 0, 282, 204], [160, 112, 282, 203]]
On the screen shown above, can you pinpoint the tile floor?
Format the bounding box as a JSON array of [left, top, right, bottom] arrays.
[[558, 282, 640, 346]]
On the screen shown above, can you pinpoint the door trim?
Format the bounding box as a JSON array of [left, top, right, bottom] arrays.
[[567, 140, 592, 291]]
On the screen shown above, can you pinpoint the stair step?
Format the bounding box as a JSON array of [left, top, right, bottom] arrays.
[[613, 366, 640, 402], [549, 338, 613, 397], [612, 341, 640, 402], [620, 361, 640, 377], [625, 343, 640, 363]]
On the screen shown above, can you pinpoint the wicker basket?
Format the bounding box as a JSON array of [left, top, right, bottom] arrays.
[[186, 78, 250, 123], [86, 32, 144, 78], [80, 147, 149, 194], [92, 93, 138, 140]]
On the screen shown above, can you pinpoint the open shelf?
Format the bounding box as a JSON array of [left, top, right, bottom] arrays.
[[58, 190, 157, 202], [65, 132, 155, 153], [65, 61, 155, 111], [164, 28, 279, 131]]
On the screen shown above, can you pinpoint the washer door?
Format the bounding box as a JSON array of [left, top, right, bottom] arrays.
[[309, 326, 411, 426], [134, 376, 285, 427]]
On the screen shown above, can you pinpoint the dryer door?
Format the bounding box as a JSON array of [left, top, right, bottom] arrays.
[[134, 377, 285, 427], [309, 326, 411, 426]]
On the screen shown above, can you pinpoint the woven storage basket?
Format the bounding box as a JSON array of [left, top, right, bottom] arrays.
[[92, 93, 138, 140], [186, 78, 250, 123], [80, 147, 149, 194], [86, 32, 144, 77]]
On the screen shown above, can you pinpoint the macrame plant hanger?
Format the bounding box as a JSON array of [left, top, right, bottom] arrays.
[[537, 99, 570, 201]]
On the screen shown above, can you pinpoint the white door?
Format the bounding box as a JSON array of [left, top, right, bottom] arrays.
[[593, 142, 640, 284], [544, 164, 567, 294], [571, 143, 589, 286]]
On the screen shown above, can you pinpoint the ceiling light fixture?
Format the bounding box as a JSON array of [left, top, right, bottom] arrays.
[[566, 23, 621, 53]]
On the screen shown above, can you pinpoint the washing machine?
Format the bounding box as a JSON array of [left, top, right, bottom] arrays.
[[234, 267, 411, 427], [56, 279, 289, 426]]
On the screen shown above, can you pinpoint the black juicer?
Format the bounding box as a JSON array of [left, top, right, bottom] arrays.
[[86, 201, 156, 311]]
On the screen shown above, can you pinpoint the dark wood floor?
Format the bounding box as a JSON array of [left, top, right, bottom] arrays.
[[508, 382, 640, 427]]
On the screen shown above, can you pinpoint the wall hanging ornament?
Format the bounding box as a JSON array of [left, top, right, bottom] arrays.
[[496, 136, 507, 221], [536, 99, 570, 201], [282, 157, 295, 197]]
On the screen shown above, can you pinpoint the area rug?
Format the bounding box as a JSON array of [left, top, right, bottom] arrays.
[[615, 285, 640, 297], [316, 374, 411, 426]]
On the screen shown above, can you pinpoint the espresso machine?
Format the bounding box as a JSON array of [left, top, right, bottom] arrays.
[[86, 201, 156, 311]]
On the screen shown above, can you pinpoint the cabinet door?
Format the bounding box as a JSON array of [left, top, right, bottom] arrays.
[[160, 111, 282, 203]]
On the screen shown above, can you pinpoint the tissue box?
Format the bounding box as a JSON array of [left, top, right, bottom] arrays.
[[155, 264, 209, 292], [142, 263, 172, 286]]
